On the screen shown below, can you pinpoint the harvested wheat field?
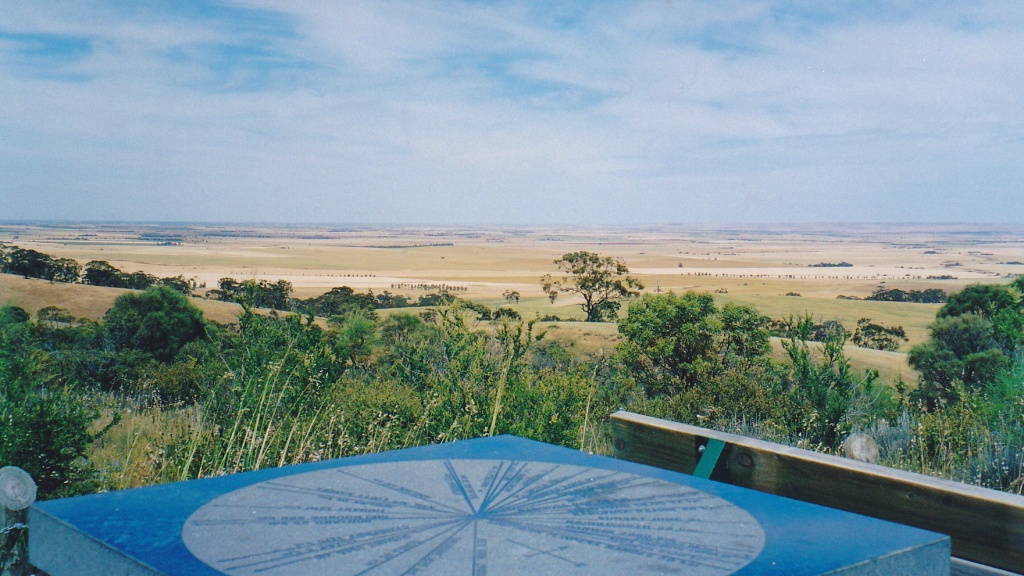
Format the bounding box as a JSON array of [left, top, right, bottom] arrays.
[[3, 221, 1023, 383]]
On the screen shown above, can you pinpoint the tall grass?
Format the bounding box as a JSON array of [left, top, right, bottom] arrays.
[[6, 297, 1023, 501], [81, 308, 610, 490]]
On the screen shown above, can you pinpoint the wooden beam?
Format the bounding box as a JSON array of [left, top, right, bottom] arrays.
[[610, 410, 1024, 574], [953, 558, 1022, 576]]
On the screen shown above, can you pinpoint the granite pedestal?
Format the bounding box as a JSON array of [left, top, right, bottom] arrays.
[[29, 435, 949, 575]]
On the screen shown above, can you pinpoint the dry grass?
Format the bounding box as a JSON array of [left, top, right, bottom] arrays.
[[768, 338, 918, 385], [0, 273, 245, 324], [3, 222, 1022, 383], [0, 274, 129, 322], [537, 321, 621, 356], [88, 404, 202, 490], [9, 223, 1017, 302], [717, 293, 940, 349]]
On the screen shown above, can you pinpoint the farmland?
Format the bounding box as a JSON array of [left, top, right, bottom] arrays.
[[3, 221, 1024, 504], [4, 222, 1020, 318], [3, 221, 1022, 380]]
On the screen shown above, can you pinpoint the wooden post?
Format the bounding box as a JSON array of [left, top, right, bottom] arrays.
[[0, 467, 36, 576]]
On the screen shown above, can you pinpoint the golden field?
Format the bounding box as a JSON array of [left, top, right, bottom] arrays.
[[3, 222, 1023, 384]]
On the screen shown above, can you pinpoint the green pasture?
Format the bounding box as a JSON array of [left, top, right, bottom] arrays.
[[715, 293, 940, 349]]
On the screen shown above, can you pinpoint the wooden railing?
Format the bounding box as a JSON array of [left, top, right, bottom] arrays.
[[609, 411, 1024, 575]]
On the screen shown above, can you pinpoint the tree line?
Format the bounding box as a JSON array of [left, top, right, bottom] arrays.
[[207, 277, 456, 315], [864, 287, 947, 303], [0, 244, 195, 294], [0, 244, 457, 314], [0, 244, 82, 283], [390, 283, 468, 292]]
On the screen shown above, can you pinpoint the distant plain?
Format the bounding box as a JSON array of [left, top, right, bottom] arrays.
[[3, 222, 1023, 384]]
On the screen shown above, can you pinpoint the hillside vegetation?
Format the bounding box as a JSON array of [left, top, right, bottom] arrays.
[[2, 270, 1023, 510], [2, 236, 1023, 539], [0, 273, 245, 324]]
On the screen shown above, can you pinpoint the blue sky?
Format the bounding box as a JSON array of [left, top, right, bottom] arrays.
[[1, 1, 1022, 225]]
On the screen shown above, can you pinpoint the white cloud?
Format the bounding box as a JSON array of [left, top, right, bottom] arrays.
[[1, 2, 1023, 224]]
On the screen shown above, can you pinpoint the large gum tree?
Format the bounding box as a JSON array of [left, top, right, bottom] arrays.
[[541, 251, 643, 322]]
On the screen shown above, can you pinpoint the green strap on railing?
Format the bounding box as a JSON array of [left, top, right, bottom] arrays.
[[692, 438, 726, 479]]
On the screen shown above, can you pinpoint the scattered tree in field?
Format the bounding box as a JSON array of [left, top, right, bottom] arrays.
[[865, 287, 946, 303], [493, 307, 521, 321], [416, 292, 455, 307], [502, 290, 520, 305], [769, 315, 847, 343], [852, 318, 908, 351], [809, 261, 852, 268], [83, 260, 125, 287], [208, 277, 293, 310], [158, 275, 194, 295], [373, 291, 411, 309], [36, 306, 77, 327], [50, 257, 81, 283], [296, 286, 375, 317], [541, 252, 642, 322]]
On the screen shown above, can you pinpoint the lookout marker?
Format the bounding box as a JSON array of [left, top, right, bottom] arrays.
[[29, 436, 949, 575]]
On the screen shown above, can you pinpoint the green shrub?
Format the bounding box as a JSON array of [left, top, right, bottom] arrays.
[[616, 292, 771, 398], [0, 305, 29, 326], [0, 325, 95, 499], [104, 286, 207, 362]]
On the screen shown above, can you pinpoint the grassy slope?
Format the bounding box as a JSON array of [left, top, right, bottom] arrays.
[[768, 337, 918, 385], [716, 293, 939, 349], [532, 320, 916, 385], [474, 291, 938, 349], [0, 273, 245, 324], [0, 274, 919, 385]]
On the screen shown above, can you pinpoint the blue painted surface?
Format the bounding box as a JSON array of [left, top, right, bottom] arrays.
[[36, 436, 947, 575]]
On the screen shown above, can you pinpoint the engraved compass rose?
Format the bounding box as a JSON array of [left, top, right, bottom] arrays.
[[183, 459, 765, 575]]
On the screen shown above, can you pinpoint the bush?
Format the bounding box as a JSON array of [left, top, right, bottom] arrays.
[[909, 314, 1008, 407], [780, 331, 872, 448], [616, 292, 771, 398], [0, 324, 95, 499], [852, 318, 908, 351], [640, 362, 785, 431], [0, 386, 97, 498], [0, 305, 30, 326], [104, 286, 207, 362]]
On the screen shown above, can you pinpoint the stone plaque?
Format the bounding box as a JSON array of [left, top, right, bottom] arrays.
[[29, 436, 949, 575], [183, 459, 765, 575]]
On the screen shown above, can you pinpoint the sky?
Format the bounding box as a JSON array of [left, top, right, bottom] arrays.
[[1, 2, 1023, 225]]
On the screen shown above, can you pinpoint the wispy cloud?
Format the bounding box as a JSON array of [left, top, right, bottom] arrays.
[[1, 1, 1022, 224]]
